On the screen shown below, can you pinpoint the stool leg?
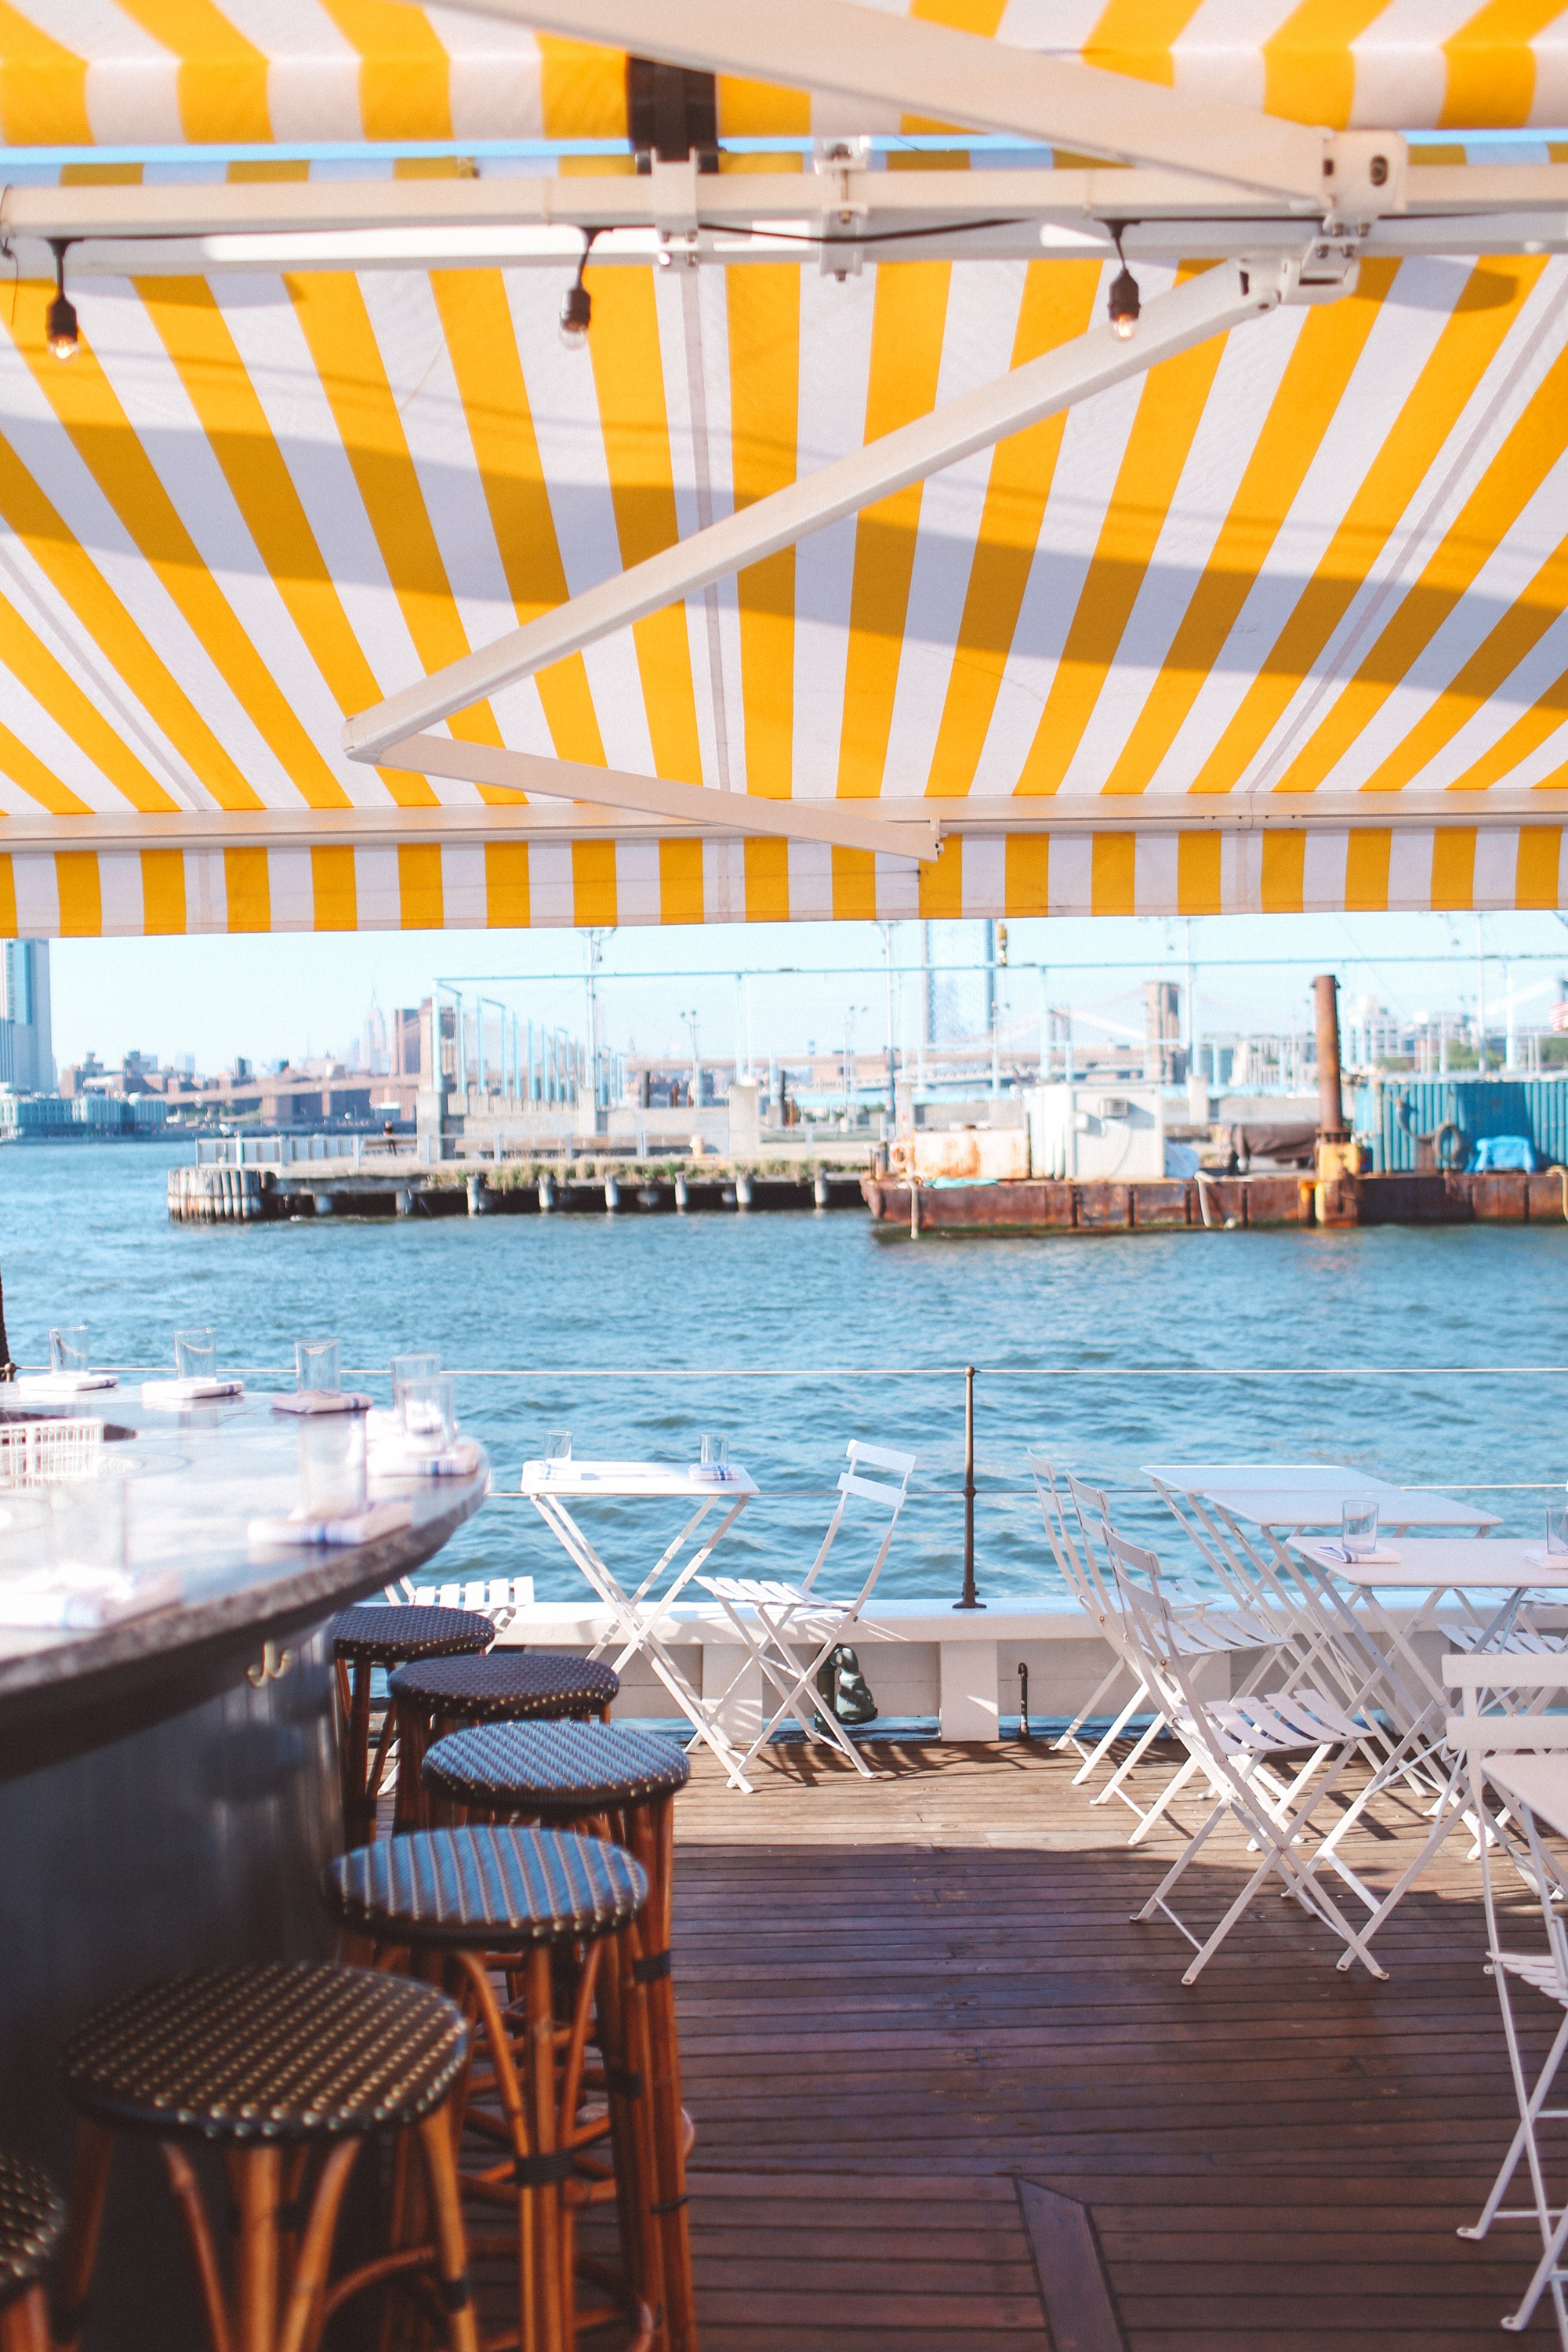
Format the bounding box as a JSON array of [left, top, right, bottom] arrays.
[[49, 2121, 114, 2352], [622, 1796, 694, 2352], [391, 1706, 429, 1835], [0, 2285, 49, 2352], [416, 2111, 479, 2352], [275, 2142, 359, 2352], [234, 2145, 282, 2352], [158, 2142, 234, 2352]]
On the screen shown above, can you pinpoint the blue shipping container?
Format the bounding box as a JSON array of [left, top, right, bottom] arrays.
[[1352, 1076, 1568, 1171]]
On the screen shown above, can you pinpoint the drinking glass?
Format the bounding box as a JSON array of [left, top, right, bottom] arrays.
[[296, 1338, 342, 1396], [390, 1351, 441, 1406], [401, 1376, 456, 1458], [174, 1327, 217, 1384], [299, 1417, 367, 1519], [1546, 1501, 1568, 1559], [545, 1431, 572, 1465], [49, 1475, 129, 1574], [1341, 1497, 1379, 1560], [700, 1433, 729, 1472], [49, 1325, 89, 1377]]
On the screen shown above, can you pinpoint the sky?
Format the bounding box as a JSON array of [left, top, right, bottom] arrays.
[[44, 906, 1568, 1076]]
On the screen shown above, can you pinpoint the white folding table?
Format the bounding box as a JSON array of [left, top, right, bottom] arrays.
[[1145, 1461, 1501, 1724], [521, 1457, 760, 1791], [1287, 1537, 1568, 1962]]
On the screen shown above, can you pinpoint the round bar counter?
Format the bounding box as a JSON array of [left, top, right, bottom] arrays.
[[0, 1388, 488, 2348]]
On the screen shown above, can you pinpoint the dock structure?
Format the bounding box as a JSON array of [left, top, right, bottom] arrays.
[[166, 1158, 869, 1224]]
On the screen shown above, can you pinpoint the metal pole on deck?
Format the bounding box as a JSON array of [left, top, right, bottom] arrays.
[[955, 1365, 984, 1610]]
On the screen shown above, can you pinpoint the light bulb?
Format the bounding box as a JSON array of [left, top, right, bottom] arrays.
[[558, 281, 591, 351], [1108, 264, 1140, 340], [45, 292, 78, 361]]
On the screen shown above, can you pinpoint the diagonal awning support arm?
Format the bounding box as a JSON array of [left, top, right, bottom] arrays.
[[379, 738, 943, 861], [347, 256, 1300, 769]]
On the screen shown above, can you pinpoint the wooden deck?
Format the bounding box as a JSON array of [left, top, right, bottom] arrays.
[[648, 1734, 1563, 2351]]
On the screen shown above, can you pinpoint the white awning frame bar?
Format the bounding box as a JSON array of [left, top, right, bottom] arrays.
[[345, 257, 1294, 765], [2, 162, 1559, 252], [0, 787, 1561, 858]]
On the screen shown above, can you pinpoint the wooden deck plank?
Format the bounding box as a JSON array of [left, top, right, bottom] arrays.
[[659, 1740, 1563, 2347]]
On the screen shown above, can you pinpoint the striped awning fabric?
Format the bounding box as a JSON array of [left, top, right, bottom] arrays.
[[0, 5, 1566, 933]]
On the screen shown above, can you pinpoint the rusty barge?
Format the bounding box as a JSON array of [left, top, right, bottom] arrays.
[[863, 1165, 1568, 1236]]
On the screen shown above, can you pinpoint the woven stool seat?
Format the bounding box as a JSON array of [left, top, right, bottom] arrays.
[[423, 1722, 691, 1816], [60, 1965, 467, 2144], [0, 2148, 63, 2309], [324, 1826, 647, 1950], [330, 1603, 494, 1667], [390, 1650, 619, 1724]]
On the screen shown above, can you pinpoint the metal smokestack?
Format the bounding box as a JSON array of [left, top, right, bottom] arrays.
[[1314, 974, 1348, 1141]]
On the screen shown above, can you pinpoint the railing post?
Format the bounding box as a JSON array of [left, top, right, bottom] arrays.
[[955, 1363, 984, 1610]]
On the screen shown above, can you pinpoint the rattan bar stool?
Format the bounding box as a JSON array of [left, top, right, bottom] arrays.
[[331, 1603, 495, 1848], [52, 1962, 477, 2352], [0, 2147, 63, 2352], [422, 1724, 695, 2352], [390, 1653, 619, 1834], [323, 1824, 652, 2352]]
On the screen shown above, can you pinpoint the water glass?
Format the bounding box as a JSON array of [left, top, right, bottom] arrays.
[[700, 1433, 729, 1472], [299, 1417, 367, 1520], [545, 1431, 572, 1465], [49, 1475, 129, 1574], [1546, 1501, 1568, 1560], [1341, 1497, 1379, 1560], [49, 1324, 89, 1377], [296, 1338, 342, 1396], [402, 1376, 456, 1458], [174, 1327, 217, 1385], [390, 1351, 441, 1406]]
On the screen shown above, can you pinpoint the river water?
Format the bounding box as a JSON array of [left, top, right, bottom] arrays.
[[6, 1139, 1566, 1602]]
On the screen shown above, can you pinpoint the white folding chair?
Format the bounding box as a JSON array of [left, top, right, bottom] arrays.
[[1448, 1653, 1568, 2344], [1048, 1467, 1285, 1843], [1109, 1527, 1387, 1984], [696, 1440, 916, 1780]]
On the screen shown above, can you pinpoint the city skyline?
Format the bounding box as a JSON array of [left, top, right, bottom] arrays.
[[38, 908, 1568, 1081]]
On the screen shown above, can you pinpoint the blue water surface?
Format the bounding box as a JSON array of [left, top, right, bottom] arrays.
[[5, 1139, 1566, 1602]]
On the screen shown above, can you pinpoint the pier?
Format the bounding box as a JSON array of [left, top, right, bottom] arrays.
[[166, 1158, 870, 1224]]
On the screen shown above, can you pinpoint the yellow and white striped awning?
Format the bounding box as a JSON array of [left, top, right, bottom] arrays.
[[0, 3, 1566, 932]]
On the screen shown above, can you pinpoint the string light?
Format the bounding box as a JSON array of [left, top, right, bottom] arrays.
[[558, 231, 598, 351], [1106, 224, 1139, 340], [46, 241, 77, 361]]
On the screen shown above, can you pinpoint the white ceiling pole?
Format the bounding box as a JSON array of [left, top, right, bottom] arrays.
[[377, 736, 942, 860], [346, 257, 1290, 764], [443, 0, 1402, 210]]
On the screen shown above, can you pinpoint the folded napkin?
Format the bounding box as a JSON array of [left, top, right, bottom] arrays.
[[1521, 1548, 1568, 1573], [142, 1377, 245, 1408], [13, 1373, 118, 1399], [689, 1464, 737, 1484], [248, 1501, 415, 1548], [369, 1437, 483, 1481], [0, 1566, 180, 1629], [1314, 1541, 1403, 1567], [270, 1391, 372, 1417]]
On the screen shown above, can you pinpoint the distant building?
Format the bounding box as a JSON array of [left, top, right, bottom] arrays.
[[0, 941, 52, 1093]]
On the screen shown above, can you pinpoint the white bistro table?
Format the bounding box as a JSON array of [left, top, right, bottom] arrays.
[[521, 1457, 759, 1788], [1145, 1461, 1500, 1718], [1287, 1537, 1568, 1959]]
